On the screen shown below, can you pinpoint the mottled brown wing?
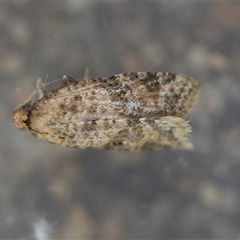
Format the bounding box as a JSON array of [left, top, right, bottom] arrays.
[[35, 72, 199, 123], [101, 72, 199, 118], [102, 116, 193, 150], [29, 115, 193, 150]]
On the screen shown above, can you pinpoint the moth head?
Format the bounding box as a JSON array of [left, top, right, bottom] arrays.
[[12, 102, 32, 130]]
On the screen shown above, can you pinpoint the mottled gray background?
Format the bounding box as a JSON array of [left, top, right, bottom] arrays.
[[1, 1, 240, 239]]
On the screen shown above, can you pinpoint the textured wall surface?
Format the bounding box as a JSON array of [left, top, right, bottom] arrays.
[[2, 2, 240, 239]]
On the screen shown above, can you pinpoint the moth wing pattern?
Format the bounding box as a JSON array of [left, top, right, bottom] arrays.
[[12, 72, 199, 150], [35, 72, 199, 121], [103, 116, 193, 150], [100, 72, 199, 118], [33, 116, 193, 150]]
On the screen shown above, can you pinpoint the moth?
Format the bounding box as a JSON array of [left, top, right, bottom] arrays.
[[12, 72, 199, 150]]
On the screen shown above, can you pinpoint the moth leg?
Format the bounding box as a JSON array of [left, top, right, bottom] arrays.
[[62, 75, 78, 86], [36, 78, 46, 99], [83, 67, 90, 80]]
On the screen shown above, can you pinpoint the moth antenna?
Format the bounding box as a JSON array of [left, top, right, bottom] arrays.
[[15, 89, 37, 110], [37, 78, 63, 99], [15, 77, 64, 109], [42, 78, 63, 87]]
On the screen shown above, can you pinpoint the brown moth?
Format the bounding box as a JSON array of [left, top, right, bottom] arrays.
[[12, 72, 199, 150]]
